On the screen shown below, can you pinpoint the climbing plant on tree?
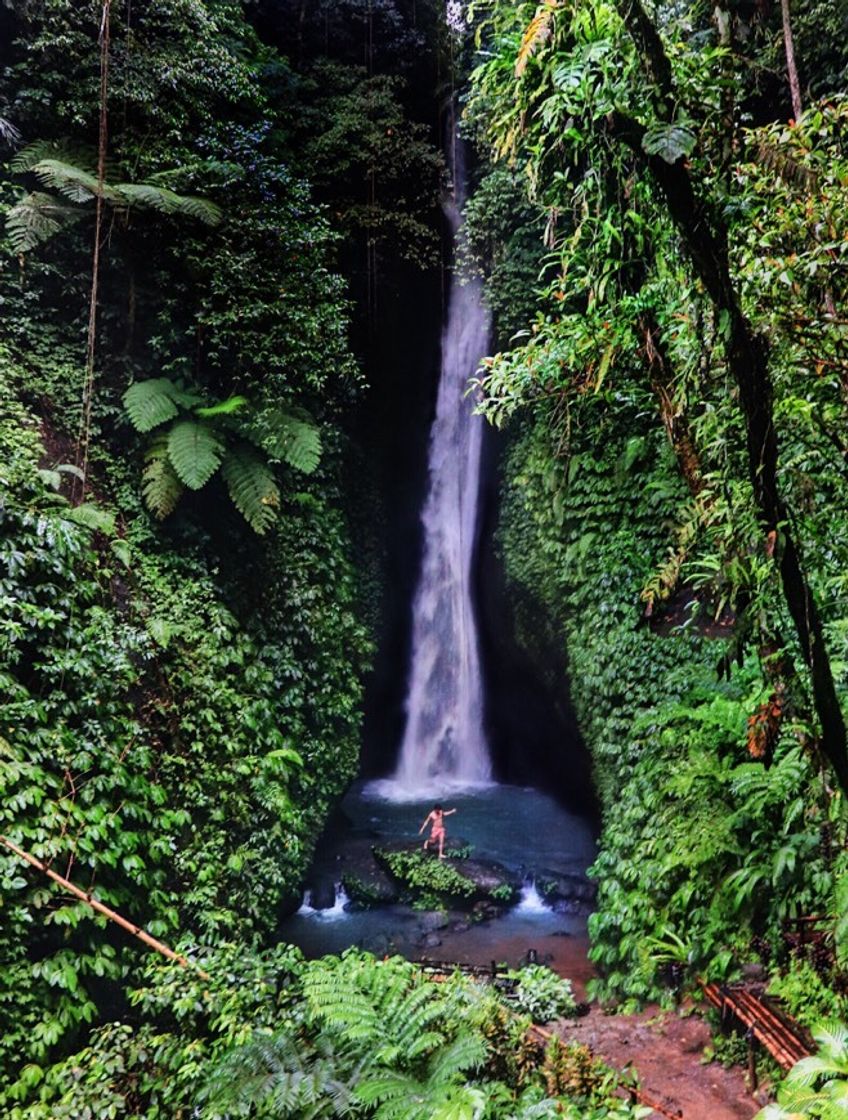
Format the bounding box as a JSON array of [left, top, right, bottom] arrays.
[[466, 0, 848, 793]]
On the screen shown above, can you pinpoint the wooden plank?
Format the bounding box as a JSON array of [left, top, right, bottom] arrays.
[[698, 980, 811, 1071]]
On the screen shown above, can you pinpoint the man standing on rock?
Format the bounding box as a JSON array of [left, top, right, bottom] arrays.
[[419, 804, 456, 859]]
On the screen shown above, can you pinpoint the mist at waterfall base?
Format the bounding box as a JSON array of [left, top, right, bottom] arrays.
[[277, 138, 598, 975], [278, 781, 596, 972]]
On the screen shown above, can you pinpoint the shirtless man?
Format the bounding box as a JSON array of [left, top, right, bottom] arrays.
[[419, 804, 456, 859]]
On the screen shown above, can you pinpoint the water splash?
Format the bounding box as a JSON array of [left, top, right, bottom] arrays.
[[391, 137, 492, 800], [515, 879, 550, 915], [297, 883, 350, 921]]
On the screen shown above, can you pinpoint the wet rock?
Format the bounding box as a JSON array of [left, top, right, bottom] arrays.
[[741, 962, 767, 983], [451, 920, 471, 933], [308, 881, 338, 910], [536, 871, 597, 906], [418, 911, 450, 932], [422, 932, 443, 948]]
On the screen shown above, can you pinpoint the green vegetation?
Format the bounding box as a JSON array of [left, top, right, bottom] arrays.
[[377, 848, 478, 910], [2, 947, 645, 1119], [5, 0, 848, 1112], [464, 0, 848, 1009], [507, 965, 578, 1024]]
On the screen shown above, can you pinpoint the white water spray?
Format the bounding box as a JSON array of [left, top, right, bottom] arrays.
[[389, 137, 492, 799], [515, 879, 550, 915], [297, 883, 350, 921]]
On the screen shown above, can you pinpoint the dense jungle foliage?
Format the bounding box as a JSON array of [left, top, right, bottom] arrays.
[[464, 0, 848, 1012], [5, 0, 848, 1114]]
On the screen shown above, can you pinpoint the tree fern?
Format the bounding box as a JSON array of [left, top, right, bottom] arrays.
[[5, 192, 83, 252], [124, 379, 182, 433], [7, 140, 221, 252], [27, 157, 113, 203], [166, 420, 224, 489], [142, 436, 184, 519], [221, 444, 280, 534], [117, 182, 221, 225], [255, 407, 322, 474]]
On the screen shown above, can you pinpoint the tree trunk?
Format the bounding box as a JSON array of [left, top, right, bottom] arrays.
[[780, 0, 803, 121], [608, 1, 848, 793], [642, 316, 704, 497]]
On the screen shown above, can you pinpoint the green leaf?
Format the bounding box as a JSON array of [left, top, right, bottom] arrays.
[[142, 435, 184, 518], [221, 444, 280, 534], [254, 408, 322, 474], [110, 538, 132, 569], [195, 395, 249, 419], [5, 191, 84, 252], [123, 378, 201, 433], [642, 122, 697, 164], [166, 420, 224, 489], [63, 504, 116, 536]]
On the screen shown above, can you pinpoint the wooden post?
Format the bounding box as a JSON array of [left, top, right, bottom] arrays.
[[746, 1026, 758, 1091], [0, 835, 209, 980]]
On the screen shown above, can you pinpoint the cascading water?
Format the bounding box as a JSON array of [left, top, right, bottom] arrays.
[[388, 136, 492, 799]]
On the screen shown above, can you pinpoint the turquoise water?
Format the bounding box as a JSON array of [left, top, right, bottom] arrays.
[[277, 781, 596, 966]]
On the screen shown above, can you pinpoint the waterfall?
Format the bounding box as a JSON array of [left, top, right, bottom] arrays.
[[515, 879, 550, 915], [389, 136, 492, 798]]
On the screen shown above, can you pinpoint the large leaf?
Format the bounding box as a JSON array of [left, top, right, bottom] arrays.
[[641, 122, 697, 164], [166, 420, 224, 489], [116, 182, 222, 225], [123, 379, 181, 433], [5, 191, 84, 252], [142, 435, 184, 518], [28, 158, 119, 204], [63, 503, 116, 536], [221, 445, 280, 534], [255, 407, 322, 474]]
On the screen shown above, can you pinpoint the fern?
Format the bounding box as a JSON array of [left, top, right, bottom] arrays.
[[62, 503, 116, 536], [0, 116, 20, 144], [8, 141, 220, 253], [256, 407, 322, 474], [116, 182, 221, 225], [123, 379, 181, 433], [29, 157, 116, 203], [142, 436, 184, 519], [195, 394, 249, 419], [166, 420, 224, 489], [5, 191, 83, 252], [11, 140, 97, 175], [221, 444, 280, 534], [515, 1, 559, 77]]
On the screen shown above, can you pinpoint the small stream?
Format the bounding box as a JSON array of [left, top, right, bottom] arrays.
[[278, 781, 596, 971]]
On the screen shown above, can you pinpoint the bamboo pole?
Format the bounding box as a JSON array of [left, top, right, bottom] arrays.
[[0, 835, 209, 980]]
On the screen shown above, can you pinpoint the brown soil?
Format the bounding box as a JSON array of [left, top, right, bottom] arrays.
[[555, 1006, 761, 1120], [433, 923, 762, 1119]]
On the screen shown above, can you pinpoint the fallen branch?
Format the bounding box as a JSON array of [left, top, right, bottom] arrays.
[[0, 834, 209, 979]]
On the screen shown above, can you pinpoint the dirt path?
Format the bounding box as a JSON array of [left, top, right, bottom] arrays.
[[555, 1006, 761, 1120], [433, 924, 761, 1118]]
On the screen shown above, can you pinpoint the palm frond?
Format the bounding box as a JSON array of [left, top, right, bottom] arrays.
[[515, 2, 559, 77], [0, 116, 21, 145]]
